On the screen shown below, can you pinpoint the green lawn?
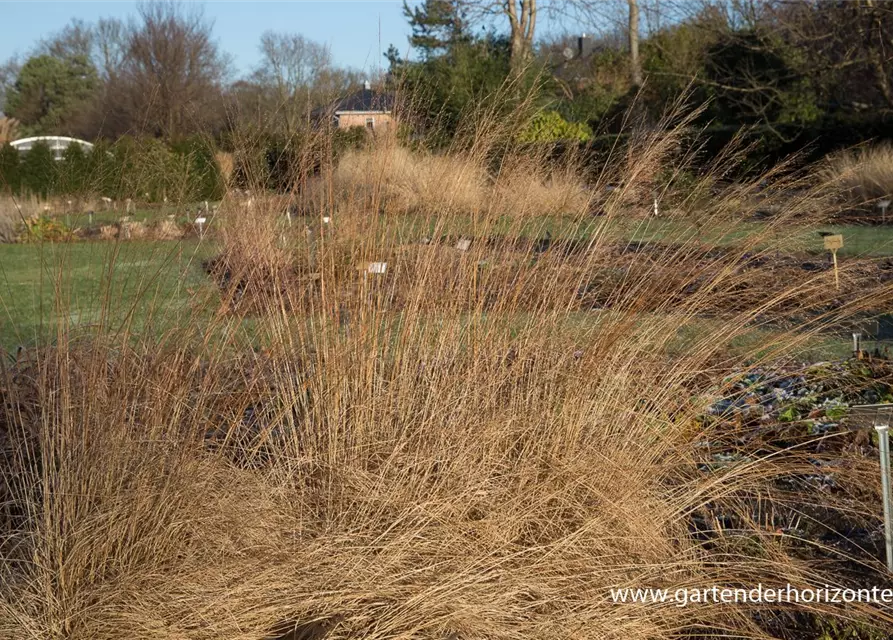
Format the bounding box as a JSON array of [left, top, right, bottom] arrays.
[[585, 218, 893, 256], [0, 239, 218, 349], [2, 215, 890, 356], [39, 200, 893, 259], [389, 211, 893, 257], [808, 224, 893, 256]]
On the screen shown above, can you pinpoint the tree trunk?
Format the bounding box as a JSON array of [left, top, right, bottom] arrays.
[[506, 0, 536, 71], [863, 0, 893, 109], [628, 0, 643, 88]]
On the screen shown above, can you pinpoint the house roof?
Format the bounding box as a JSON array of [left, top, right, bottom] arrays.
[[335, 87, 394, 113], [320, 87, 395, 116]]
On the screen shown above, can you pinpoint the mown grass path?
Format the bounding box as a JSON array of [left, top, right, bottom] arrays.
[[2, 220, 890, 355], [0, 239, 217, 349]]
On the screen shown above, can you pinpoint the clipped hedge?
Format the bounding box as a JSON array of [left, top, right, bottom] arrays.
[[0, 136, 226, 202], [21, 141, 56, 198], [227, 128, 371, 193], [535, 115, 893, 181], [170, 136, 226, 201], [0, 143, 20, 193]]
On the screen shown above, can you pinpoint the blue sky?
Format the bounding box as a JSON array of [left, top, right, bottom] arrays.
[[1, 1, 412, 77]]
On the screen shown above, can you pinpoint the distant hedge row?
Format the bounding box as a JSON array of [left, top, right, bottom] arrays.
[[226, 126, 376, 193], [540, 116, 893, 180], [0, 136, 225, 202]]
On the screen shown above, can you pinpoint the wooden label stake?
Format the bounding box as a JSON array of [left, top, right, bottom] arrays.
[[832, 249, 839, 289], [824, 234, 843, 290]]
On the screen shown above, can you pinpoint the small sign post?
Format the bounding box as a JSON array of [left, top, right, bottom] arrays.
[[357, 262, 387, 279], [879, 199, 891, 225], [357, 262, 387, 303], [847, 404, 893, 573], [824, 234, 843, 290], [879, 422, 893, 574], [195, 216, 207, 239]]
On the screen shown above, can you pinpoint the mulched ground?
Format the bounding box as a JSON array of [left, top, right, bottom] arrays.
[[692, 358, 893, 638], [203, 237, 893, 330]]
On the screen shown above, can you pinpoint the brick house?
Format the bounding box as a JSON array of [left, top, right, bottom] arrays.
[[315, 81, 395, 132]]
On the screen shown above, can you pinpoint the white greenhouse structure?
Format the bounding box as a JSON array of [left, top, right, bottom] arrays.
[[9, 136, 94, 160]]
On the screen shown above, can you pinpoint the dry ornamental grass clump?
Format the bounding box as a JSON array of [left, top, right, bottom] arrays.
[[489, 156, 592, 219], [0, 118, 19, 145], [823, 144, 893, 216], [3, 96, 893, 640], [335, 144, 487, 216]]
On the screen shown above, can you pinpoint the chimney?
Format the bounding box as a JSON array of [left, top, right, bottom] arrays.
[[577, 34, 593, 58], [364, 80, 371, 90]]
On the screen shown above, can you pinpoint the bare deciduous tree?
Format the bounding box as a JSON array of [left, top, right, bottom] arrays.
[[94, 18, 128, 82], [452, 0, 605, 70], [456, 0, 538, 69], [254, 32, 332, 137], [41, 19, 94, 61], [122, 1, 230, 138], [311, 65, 364, 108], [241, 31, 364, 138]]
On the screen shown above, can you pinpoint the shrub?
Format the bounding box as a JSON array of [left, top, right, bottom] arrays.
[[172, 135, 226, 201], [519, 110, 593, 143], [19, 214, 70, 242], [264, 142, 299, 192], [3, 136, 227, 202], [0, 142, 21, 194], [20, 140, 56, 197], [58, 141, 90, 195], [333, 125, 370, 158], [231, 146, 269, 191], [113, 136, 183, 202], [704, 30, 820, 127], [87, 139, 118, 197]]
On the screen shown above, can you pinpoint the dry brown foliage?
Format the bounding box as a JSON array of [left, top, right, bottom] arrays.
[[0, 118, 19, 145], [2, 97, 893, 640], [823, 143, 893, 212]]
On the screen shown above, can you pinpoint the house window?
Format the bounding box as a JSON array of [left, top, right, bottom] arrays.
[[365, 117, 375, 131]]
